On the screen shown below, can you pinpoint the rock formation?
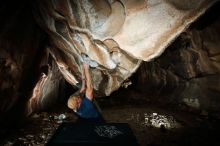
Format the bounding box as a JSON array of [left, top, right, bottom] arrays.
[[0, 0, 218, 118], [133, 6, 220, 111]]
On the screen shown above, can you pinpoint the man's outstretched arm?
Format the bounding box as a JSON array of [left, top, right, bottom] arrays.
[[79, 68, 86, 93], [83, 62, 93, 101]]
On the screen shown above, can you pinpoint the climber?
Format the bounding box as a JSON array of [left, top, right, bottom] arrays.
[[67, 62, 104, 123]]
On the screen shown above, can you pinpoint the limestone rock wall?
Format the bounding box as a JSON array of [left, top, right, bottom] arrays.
[[0, 1, 64, 121], [33, 0, 216, 96], [133, 8, 220, 111], [0, 0, 219, 117]]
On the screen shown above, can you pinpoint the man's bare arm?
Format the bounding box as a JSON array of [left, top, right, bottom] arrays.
[[79, 68, 86, 93], [83, 62, 93, 101], [79, 78, 86, 93]]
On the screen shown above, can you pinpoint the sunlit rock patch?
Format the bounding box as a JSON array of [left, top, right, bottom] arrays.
[[142, 112, 181, 129]]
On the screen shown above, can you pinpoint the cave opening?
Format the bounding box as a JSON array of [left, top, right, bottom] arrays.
[[1, 0, 220, 146]]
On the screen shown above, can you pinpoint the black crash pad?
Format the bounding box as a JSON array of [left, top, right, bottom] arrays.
[[46, 122, 139, 146]]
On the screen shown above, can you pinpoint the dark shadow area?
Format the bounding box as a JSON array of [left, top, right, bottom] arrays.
[[190, 1, 220, 30]]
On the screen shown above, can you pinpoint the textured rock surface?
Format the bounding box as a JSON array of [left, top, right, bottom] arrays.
[[0, 0, 219, 117], [0, 1, 64, 121], [0, 2, 45, 114], [132, 6, 220, 111], [33, 0, 216, 96]]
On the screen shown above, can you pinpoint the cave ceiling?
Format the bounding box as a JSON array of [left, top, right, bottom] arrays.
[[33, 0, 216, 95], [0, 0, 218, 114]]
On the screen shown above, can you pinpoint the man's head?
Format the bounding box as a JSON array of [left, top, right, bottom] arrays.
[[67, 92, 83, 112]]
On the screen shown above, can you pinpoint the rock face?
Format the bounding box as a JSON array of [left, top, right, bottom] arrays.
[[0, 2, 44, 114], [132, 5, 220, 111], [33, 0, 216, 96], [0, 0, 219, 117], [0, 1, 64, 121]]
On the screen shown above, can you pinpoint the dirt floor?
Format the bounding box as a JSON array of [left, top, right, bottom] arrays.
[[1, 99, 220, 146]]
